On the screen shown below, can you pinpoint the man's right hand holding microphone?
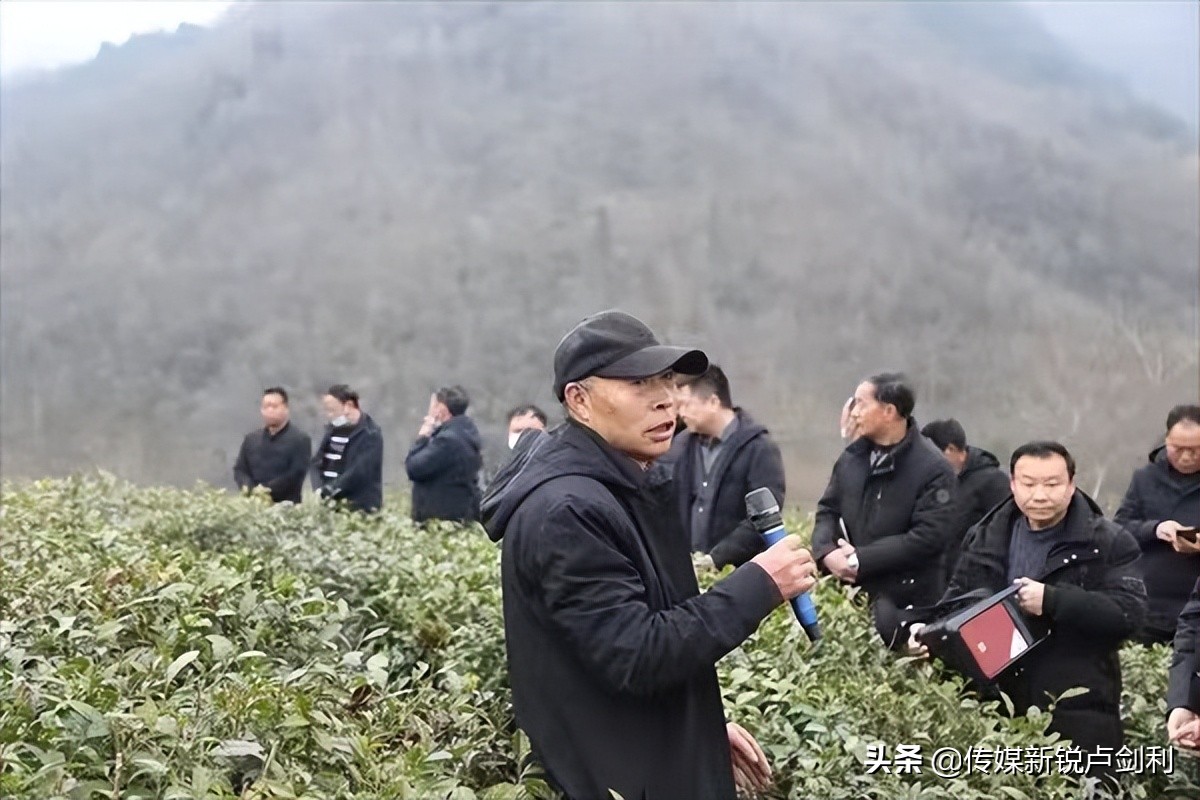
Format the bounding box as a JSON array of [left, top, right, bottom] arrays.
[[751, 535, 818, 605]]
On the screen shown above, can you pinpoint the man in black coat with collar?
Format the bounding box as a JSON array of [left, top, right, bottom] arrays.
[[1115, 404, 1200, 644], [906, 441, 1145, 775], [234, 386, 311, 503], [405, 385, 484, 523], [672, 364, 787, 569], [483, 310, 818, 800], [812, 372, 958, 636]]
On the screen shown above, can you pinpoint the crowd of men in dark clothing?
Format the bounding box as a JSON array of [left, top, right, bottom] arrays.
[[231, 310, 1199, 799]]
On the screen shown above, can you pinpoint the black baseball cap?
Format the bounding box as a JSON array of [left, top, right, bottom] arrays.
[[553, 310, 708, 400]]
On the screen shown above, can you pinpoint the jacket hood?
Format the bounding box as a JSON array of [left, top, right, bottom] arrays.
[[482, 420, 646, 542], [961, 445, 1002, 477], [1149, 443, 1167, 464]]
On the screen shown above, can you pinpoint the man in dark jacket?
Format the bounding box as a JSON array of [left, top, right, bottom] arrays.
[[234, 386, 311, 503], [812, 372, 958, 639], [1168, 578, 1200, 751], [311, 384, 384, 513], [921, 418, 1010, 579], [906, 441, 1145, 774], [1115, 404, 1200, 644], [672, 364, 786, 568], [405, 385, 484, 523], [483, 310, 817, 800]]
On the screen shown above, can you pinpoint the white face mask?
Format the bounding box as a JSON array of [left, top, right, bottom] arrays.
[[508, 431, 522, 449], [331, 414, 350, 428]]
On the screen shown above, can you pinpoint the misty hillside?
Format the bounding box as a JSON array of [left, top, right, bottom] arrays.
[[1, 1, 1195, 505]]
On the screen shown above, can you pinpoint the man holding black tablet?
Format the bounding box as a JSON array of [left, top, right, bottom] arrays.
[[906, 441, 1145, 773]]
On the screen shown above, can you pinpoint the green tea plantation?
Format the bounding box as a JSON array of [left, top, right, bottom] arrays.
[[2, 476, 1197, 799]]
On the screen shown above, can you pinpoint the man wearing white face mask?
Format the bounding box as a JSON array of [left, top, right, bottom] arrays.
[[311, 384, 384, 513], [506, 404, 548, 451]]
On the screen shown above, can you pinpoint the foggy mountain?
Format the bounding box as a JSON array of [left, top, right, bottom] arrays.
[[1, 1, 1196, 506]]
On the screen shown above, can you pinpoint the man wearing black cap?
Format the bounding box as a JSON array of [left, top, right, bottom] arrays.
[[483, 310, 817, 800]]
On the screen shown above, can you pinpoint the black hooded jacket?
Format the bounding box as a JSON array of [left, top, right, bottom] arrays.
[[405, 414, 484, 523], [944, 446, 1011, 578], [483, 420, 782, 800], [309, 413, 384, 513], [1114, 445, 1200, 642], [672, 410, 786, 568], [928, 492, 1146, 752], [812, 419, 958, 610]]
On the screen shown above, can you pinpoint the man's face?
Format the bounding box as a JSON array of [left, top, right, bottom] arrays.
[[941, 444, 968, 474], [1011, 454, 1075, 528], [261, 393, 289, 428], [568, 373, 678, 462], [507, 411, 545, 437], [676, 385, 720, 437], [850, 381, 892, 442], [1166, 421, 1200, 475], [322, 394, 352, 422]]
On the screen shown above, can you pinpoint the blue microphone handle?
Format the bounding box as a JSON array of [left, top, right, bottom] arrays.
[[760, 523, 821, 641]]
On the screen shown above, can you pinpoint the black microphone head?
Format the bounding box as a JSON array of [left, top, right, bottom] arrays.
[[744, 487, 779, 518]]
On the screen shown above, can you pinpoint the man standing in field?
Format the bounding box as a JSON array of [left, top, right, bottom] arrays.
[[233, 386, 311, 504], [484, 310, 817, 800]]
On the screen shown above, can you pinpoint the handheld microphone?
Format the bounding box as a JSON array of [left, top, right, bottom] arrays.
[[745, 488, 821, 642]]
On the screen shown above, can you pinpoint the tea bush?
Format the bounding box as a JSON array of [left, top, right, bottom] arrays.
[[2, 475, 1197, 799]]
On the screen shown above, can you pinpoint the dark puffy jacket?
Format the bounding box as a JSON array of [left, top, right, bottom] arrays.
[[234, 422, 311, 503], [935, 493, 1146, 752], [483, 420, 782, 800], [672, 410, 786, 568], [310, 413, 384, 513], [944, 446, 1011, 579], [405, 414, 484, 523], [1114, 445, 1200, 643], [1169, 578, 1200, 714], [812, 419, 958, 611]]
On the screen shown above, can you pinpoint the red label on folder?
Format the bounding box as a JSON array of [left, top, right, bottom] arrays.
[[958, 602, 1030, 679]]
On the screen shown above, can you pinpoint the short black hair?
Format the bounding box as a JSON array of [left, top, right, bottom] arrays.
[[437, 385, 470, 416], [326, 384, 360, 408], [1167, 404, 1200, 430], [866, 372, 915, 419], [507, 404, 547, 425], [921, 419, 966, 451], [263, 386, 289, 405], [679, 364, 733, 409], [1010, 440, 1076, 479]]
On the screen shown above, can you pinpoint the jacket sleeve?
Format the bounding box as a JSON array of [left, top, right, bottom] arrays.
[[523, 495, 782, 697], [1113, 474, 1161, 548], [266, 433, 311, 502], [710, 438, 786, 569], [328, 431, 383, 499], [405, 433, 455, 481], [812, 465, 843, 568], [854, 467, 957, 582], [1042, 527, 1146, 645], [233, 436, 253, 490], [1169, 580, 1200, 712], [709, 521, 764, 569]]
